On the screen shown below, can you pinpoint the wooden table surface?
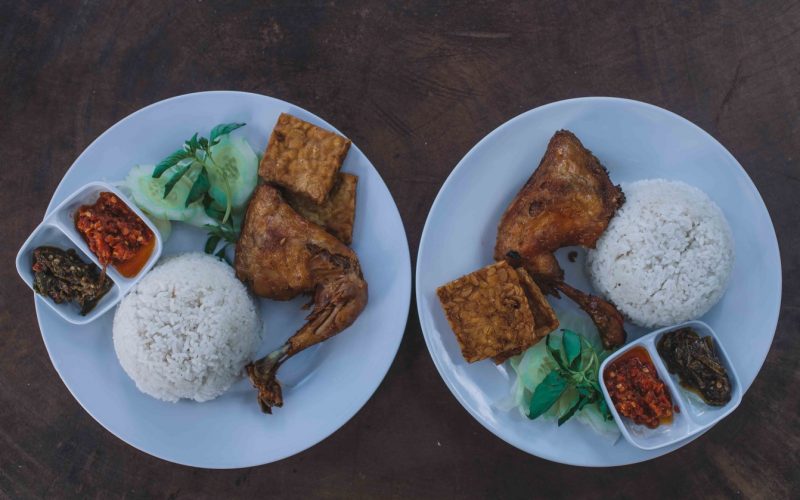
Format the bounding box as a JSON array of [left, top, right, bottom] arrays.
[[2, 1, 798, 498]]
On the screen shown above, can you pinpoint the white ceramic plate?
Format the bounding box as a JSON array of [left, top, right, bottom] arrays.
[[416, 97, 781, 466], [35, 91, 411, 468]]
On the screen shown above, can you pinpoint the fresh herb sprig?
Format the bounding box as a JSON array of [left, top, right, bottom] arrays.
[[204, 220, 238, 264], [152, 122, 246, 223], [527, 330, 612, 426]]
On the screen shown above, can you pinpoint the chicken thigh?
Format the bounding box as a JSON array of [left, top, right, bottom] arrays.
[[235, 184, 368, 412]]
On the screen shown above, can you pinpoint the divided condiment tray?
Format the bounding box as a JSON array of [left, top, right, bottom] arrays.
[[599, 320, 742, 451], [16, 181, 162, 324]]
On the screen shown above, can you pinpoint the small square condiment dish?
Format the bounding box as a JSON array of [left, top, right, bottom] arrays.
[[15, 181, 162, 325], [599, 321, 742, 451], [652, 320, 743, 428]]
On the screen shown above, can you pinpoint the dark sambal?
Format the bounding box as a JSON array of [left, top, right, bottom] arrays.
[[31, 246, 113, 315], [604, 346, 674, 428], [75, 192, 154, 277], [657, 328, 732, 406]]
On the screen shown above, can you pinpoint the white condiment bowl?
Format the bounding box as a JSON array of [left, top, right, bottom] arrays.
[[15, 181, 162, 324], [599, 320, 742, 450]]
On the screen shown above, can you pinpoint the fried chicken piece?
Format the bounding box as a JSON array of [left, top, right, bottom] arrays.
[[235, 185, 368, 412], [495, 130, 625, 286], [259, 113, 352, 204], [555, 282, 626, 350], [495, 130, 627, 349], [284, 173, 358, 244]]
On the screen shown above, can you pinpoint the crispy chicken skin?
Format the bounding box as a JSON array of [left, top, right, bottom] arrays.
[[494, 130, 627, 349], [495, 130, 625, 288], [555, 281, 626, 350], [235, 185, 368, 412], [235, 184, 357, 300]]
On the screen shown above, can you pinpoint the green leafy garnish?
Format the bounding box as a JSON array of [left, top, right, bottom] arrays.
[[526, 329, 612, 426], [204, 234, 221, 254], [152, 122, 246, 220], [563, 330, 582, 368], [153, 149, 192, 178], [528, 371, 568, 419], [210, 123, 245, 144], [163, 162, 193, 198], [203, 220, 238, 265]]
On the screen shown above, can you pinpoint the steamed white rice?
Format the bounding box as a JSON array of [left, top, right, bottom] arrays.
[[587, 179, 733, 328], [113, 253, 260, 402]]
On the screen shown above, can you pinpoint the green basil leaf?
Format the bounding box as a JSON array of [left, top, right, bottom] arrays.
[[153, 149, 191, 178], [203, 196, 227, 220], [545, 335, 567, 371], [185, 132, 200, 152], [210, 122, 246, 144], [215, 244, 228, 259], [204, 234, 221, 254], [163, 162, 193, 198], [558, 395, 590, 426], [528, 370, 568, 420], [598, 397, 612, 420], [562, 330, 582, 370], [575, 383, 593, 398], [185, 166, 210, 206]]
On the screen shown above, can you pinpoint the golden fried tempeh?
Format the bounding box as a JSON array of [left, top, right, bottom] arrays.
[[437, 261, 541, 363], [259, 113, 351, 204], [284, 173, 357, 244]]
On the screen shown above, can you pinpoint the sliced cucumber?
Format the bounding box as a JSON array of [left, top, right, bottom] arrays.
[[125, 164, 202, 221], [207, 136, 259, 210]]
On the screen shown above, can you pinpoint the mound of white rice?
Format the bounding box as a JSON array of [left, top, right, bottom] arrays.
[[113, 253, 260, 402], [587, 179, 734, 328]]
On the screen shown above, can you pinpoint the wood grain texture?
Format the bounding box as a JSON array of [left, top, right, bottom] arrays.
[[1, 0, 798, 498]]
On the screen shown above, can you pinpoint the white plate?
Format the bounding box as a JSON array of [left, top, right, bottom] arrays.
[[36, 91, 411, 468], [416, 97, 781, 466]]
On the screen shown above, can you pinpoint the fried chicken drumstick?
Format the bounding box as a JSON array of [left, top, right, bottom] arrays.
[[495, 130, 627, 349], [235, 185, 368, 412]]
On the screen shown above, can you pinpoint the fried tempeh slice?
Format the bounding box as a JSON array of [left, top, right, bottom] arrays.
[[516, 267, 559, 339], [259, 113, 352, 204], [283, 173, 358, 244], [436, 261, 538, 363], [492, 267, 559, 364]]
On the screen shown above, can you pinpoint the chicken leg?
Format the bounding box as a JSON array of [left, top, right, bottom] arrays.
[[236, 185, 368, 412]]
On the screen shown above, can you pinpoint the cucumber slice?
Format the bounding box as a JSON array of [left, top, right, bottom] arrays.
[[207, 136, 258, 210], [125, 164, 202, 221]]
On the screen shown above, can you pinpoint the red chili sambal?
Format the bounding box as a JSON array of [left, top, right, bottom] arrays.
[[604, 346, 673, 428], [75, 192, 154, 278]]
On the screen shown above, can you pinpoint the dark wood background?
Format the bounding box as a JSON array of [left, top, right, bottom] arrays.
[[2, 1, 798, 498]]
